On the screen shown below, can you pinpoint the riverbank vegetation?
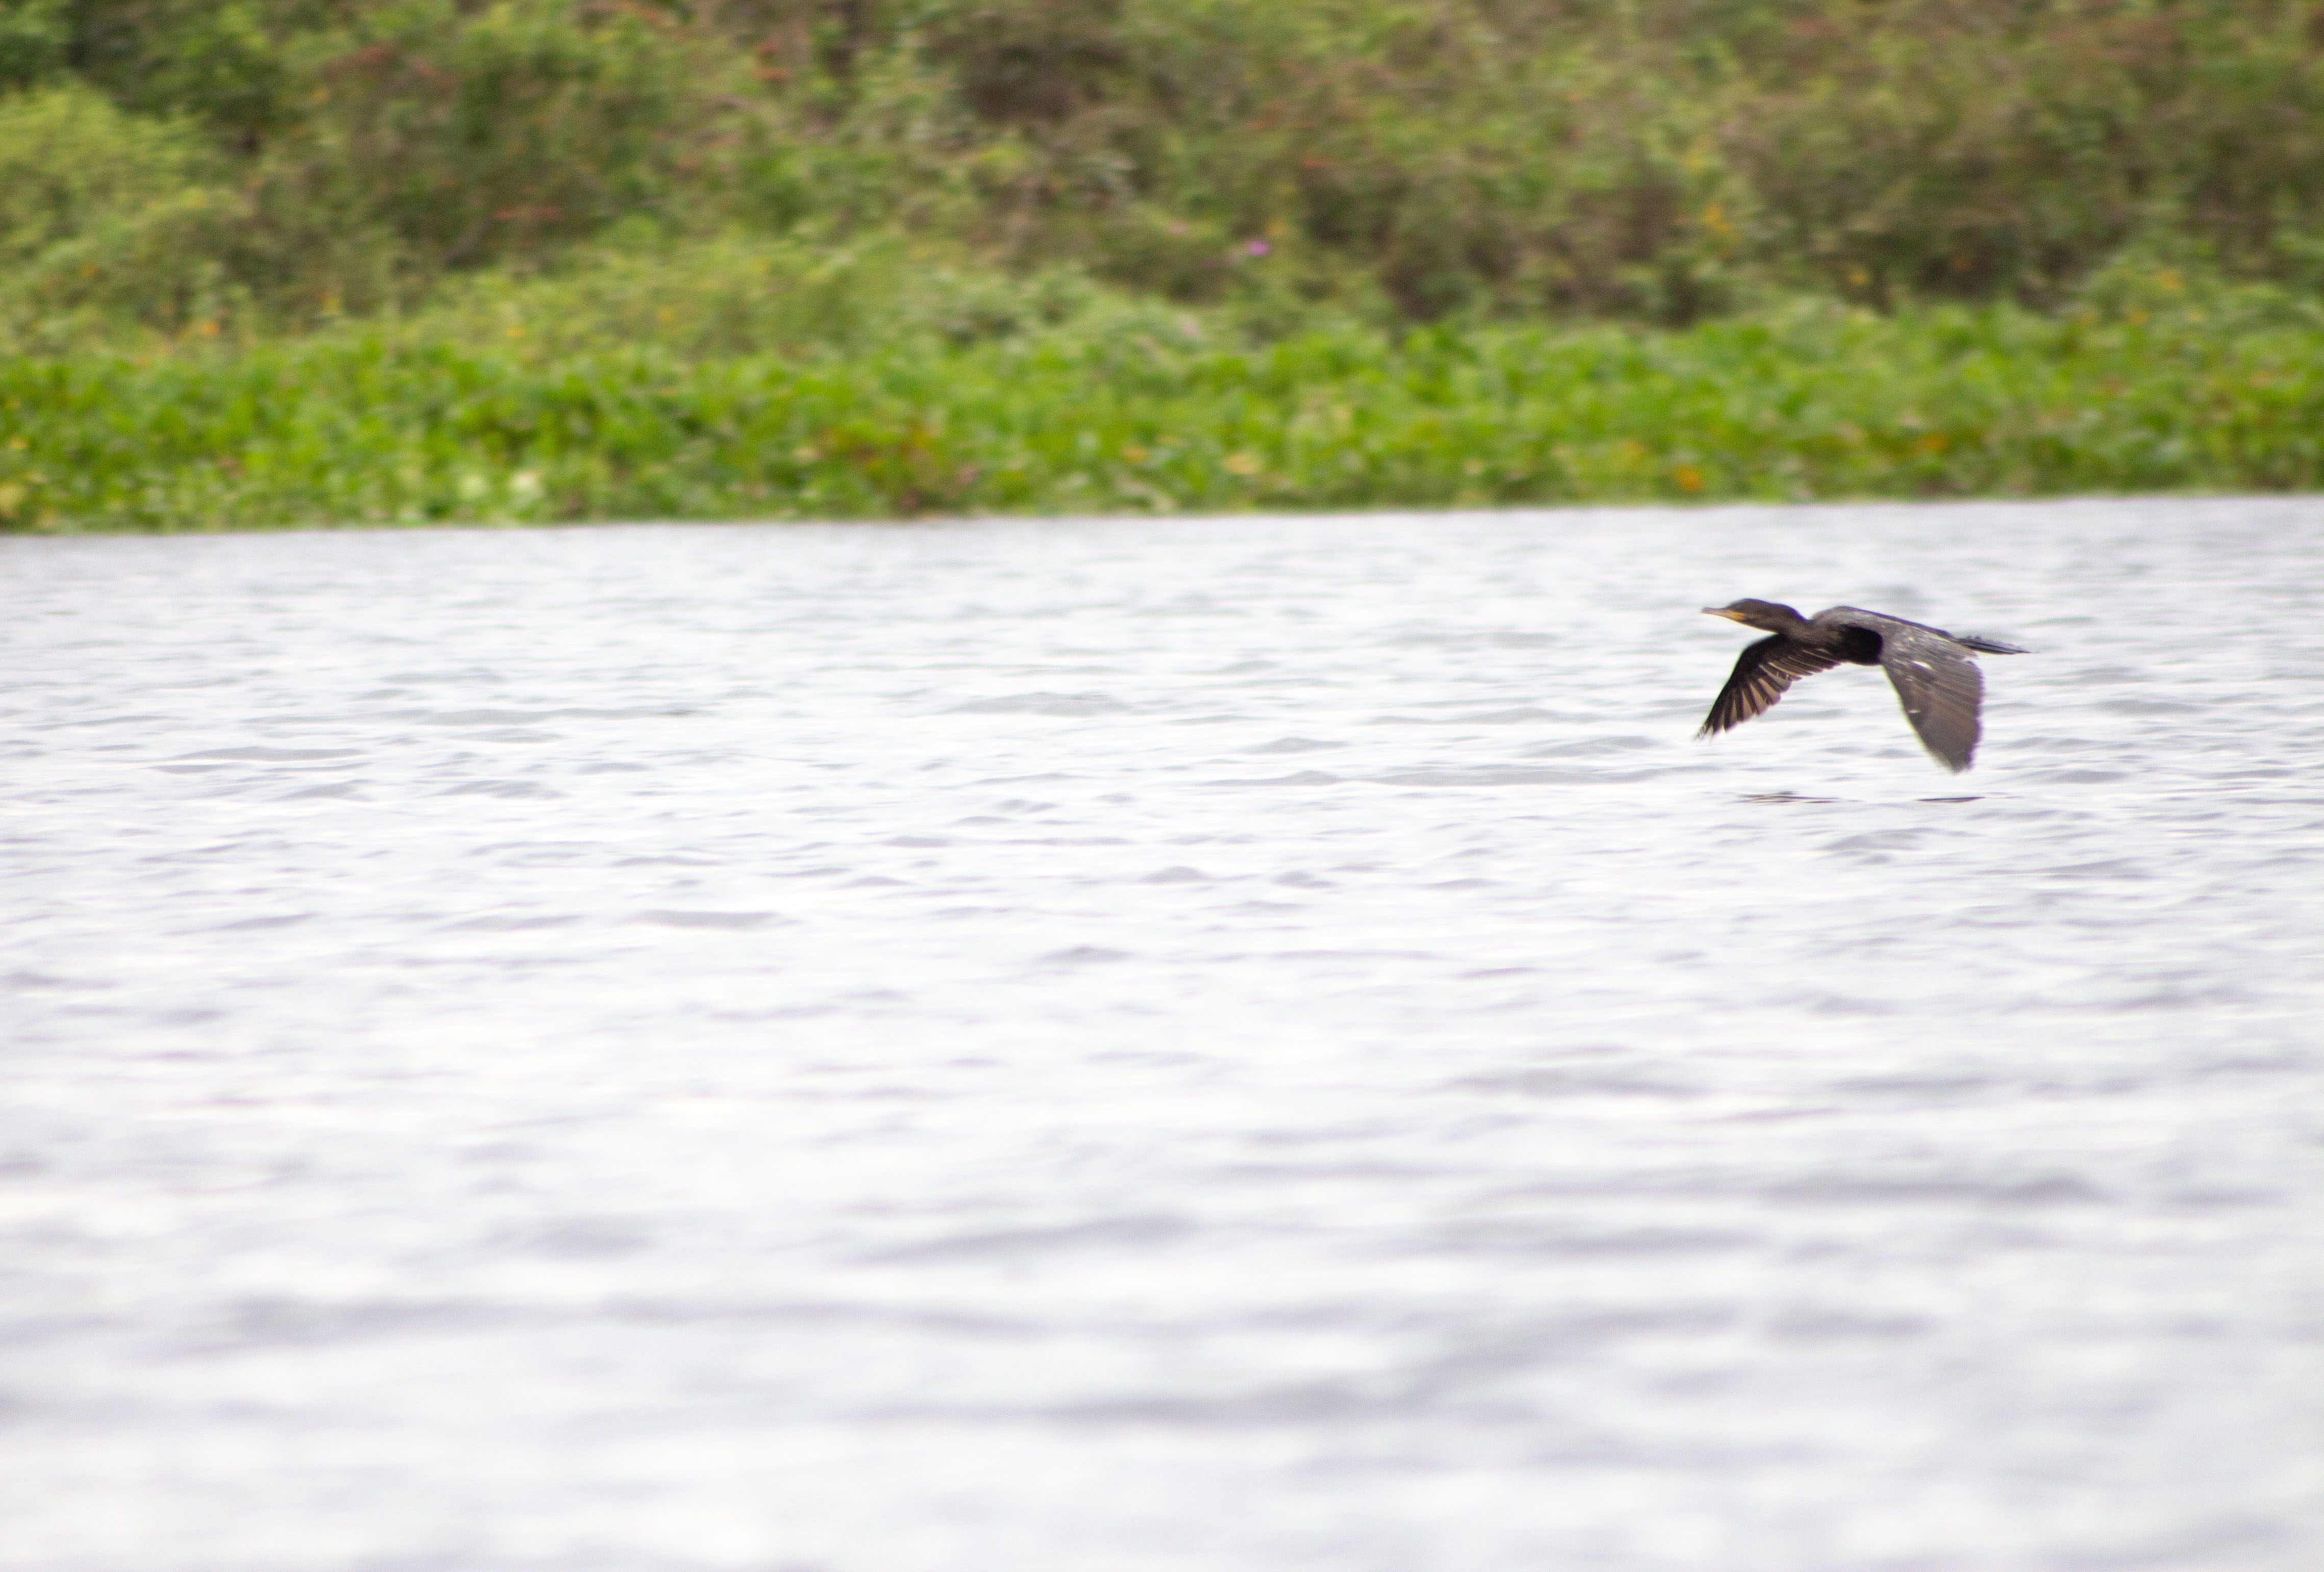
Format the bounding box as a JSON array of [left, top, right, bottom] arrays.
[[11, 289, 2319, 530], [4, 2, 2322, 529]]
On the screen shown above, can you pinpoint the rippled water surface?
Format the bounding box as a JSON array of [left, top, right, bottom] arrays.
[[5, 498, 2322, 1571]]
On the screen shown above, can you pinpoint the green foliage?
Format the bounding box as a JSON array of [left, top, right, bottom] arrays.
[[4, 0, 761, 336], [873, 0, 2324, 318], [9, 295, 2322, 532], [0, 84, 214, 267], [2, 1, 2320, 345], [359, 232, 1181, 361], [270, 1, 720, 267], [0, 84, 248, 348], [53, 1, 308, 145], [4, 1, 2322, 534], [0, 0, 71, 91]]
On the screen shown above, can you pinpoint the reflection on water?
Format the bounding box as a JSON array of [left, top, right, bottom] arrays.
[[4, 498, 2321, 1571]]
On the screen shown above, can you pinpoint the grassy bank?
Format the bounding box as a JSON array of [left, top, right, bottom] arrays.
[[8, 5, 2320, 533], [7, 296, 2320, 532]]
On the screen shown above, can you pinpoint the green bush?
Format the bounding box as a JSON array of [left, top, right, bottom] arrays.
[[0, 84, 249, 350], [8, 294, 2322, 532], [356, 232, 1166, 362], [0, 84, 220, 269], [0, 0, 69, 91], [5, 1, 2320, 345], [272, 1, 719, 267]]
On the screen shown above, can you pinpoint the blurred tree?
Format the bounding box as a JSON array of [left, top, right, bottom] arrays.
[[0, 0, 72, 91], [1, 0, 2319, 338]]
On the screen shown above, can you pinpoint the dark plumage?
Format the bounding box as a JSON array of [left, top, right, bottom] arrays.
[[1698, 599, 2027, 772]]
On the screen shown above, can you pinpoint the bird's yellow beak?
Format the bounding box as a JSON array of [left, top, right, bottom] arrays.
[[1702, 607, 1745, 621]]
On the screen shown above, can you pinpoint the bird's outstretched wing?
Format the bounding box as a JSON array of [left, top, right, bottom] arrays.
[[1826, 610, 1987, 771], [1698, 635, 1846, 737]]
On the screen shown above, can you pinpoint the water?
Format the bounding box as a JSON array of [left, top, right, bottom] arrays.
[[4, 498, 2320, 1572]]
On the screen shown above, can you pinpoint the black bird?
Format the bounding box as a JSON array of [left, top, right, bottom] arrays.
[[1699, 600, 2027, 772]]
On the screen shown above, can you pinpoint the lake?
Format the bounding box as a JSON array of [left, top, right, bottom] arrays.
[[4, 497, 2320, 1570]]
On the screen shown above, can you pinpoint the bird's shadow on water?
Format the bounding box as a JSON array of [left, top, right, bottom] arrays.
[[1735, 791, 1987, 805]]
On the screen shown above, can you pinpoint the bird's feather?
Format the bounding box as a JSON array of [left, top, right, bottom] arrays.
[[1698, 635, 1847, 736], [1819, 609, 1988, 771]]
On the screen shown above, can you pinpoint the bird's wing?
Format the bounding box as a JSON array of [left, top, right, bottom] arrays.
[[1699, 635, 1847, 737], [1828, 613, 1987, 772], [1821, 605, 2026, 657]]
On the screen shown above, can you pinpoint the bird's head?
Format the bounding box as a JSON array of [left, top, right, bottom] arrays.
[[1702, 598, 1803, 632]]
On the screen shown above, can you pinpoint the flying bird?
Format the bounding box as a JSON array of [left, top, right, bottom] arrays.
[[1698, 600, 2026, 772]]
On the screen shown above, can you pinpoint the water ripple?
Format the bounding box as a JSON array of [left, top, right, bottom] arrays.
[[2, 498, 2319, 1572]]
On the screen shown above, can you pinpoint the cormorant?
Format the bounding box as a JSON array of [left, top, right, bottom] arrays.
[[1699, 600, 2026, 772]]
